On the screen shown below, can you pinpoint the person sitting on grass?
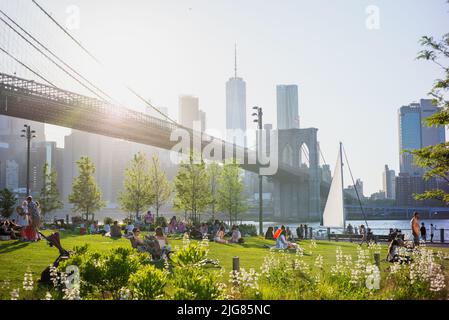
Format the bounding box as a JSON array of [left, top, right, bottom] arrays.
[[275, 228, 298, 250], [155, 227, 171, 258], [110, 221, 122, 238], [200, 223, 209, 237], [0, 221, 19, 240], [265, 226, 274, 240], [129, 228, 146, 252], [101, 222, 111, 236], [229, 225, 243, 244], [214, 225, 228, 244], [89, 223, 98, 235]]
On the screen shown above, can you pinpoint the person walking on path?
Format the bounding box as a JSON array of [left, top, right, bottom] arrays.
[[410, 212, 420, 247]]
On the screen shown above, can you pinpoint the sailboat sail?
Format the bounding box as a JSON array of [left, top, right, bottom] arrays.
[[322, 145, 345, 228]]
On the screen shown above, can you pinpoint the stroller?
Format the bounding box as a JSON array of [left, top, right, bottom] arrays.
[[38, 232, 71, 285]]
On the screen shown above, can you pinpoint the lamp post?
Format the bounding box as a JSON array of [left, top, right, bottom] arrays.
[[252, 106, 263, 236], [20, 124, 36, 196]]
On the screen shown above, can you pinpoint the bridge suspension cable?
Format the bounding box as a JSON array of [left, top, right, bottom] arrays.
[[0, 14, 107, 101], [0, 9, 115, 103], [31, 0, 179, 125], [0, 45, 56, 87]]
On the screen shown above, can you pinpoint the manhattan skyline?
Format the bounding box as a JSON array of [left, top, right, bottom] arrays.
[[1, 0, 448, 196]]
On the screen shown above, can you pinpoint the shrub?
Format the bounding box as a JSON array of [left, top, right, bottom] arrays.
[[103, 217, 114, 225], [172, 267, 225, 300], [58, 246, 147, 299], [170, 242, 208, 267], [128, 265, 168, 300], [155, 216, 167, 228], [238, 224, 257, 237]]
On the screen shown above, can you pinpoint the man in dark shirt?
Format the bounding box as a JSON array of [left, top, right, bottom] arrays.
[[420, 223, 427, 242]]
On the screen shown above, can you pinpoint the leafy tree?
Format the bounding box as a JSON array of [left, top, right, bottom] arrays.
[[217, 159, 247, 225], [149, 155, 171, 219], [38, 162, 63, 216], [118, 152, 153, 221], [173, 153, 211, 224], [410, 25, 449, 203], [207, 162, 222, 220], [0, 188, 16, 218], [69, 156, 105, 222]]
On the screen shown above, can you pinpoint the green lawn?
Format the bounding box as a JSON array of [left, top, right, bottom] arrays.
[[1, 230, 449, 299]]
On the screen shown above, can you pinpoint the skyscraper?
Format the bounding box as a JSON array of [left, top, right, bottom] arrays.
[[382, 165, 396, 200], [276, 85, 299, 130], [226, 44, 246, 145], [396, 99, 446, 206], [398, 99, 445, 176], [178, 95, 200, 130]]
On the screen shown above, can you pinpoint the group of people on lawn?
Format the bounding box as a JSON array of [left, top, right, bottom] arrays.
[[0, 196, 42, 242]]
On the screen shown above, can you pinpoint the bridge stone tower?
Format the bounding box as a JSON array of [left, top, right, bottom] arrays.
[[273, 128, 321, 221]]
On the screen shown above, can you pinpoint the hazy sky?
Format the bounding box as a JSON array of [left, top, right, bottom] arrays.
[[1, 0, 448, 195]]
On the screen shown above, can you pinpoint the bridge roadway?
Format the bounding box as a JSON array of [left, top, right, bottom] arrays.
[[0, 72, 329, 187]]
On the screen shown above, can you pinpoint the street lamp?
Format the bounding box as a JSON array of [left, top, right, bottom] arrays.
[[21, 124, 36, 196], [252, 106, 263, 236]]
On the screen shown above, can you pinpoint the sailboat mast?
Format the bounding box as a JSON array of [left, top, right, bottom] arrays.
[[340, 142, 346, 230]]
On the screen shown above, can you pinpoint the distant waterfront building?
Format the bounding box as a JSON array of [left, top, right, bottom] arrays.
[[200, 110, 206, 132], [370, 190, 386, 201], [397, 99, 446, 206], [395, 174, 449, 207], [276, 85, 299, 130], [398, 99, 445, 176], [179, 95, 200, 130], [226, 45, 246, 145], [382, 165, 396, 200], [0, 115, 45, 194], [345, 178, 364, 200]]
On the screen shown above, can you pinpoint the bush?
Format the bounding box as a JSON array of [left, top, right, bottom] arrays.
[[59, 246, 147, 299], [170, 242, 208, 267], [238, 224, 257, 237], [172, 267, 225, 300], [155, 216, 167, 228], [103, 217, 114, 225], [128, 265, 168, 300]]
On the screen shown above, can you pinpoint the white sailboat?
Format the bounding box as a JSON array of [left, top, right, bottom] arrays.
[[322, 142, 346, 229]]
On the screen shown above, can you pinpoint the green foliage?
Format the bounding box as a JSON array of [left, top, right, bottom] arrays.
[[0, 188, 16, 218], [217, 159, 248, 225], [170, 242, 208, 267], [103, 217, 114, 225], [128, 265, 168, 300], [238, 224, 257, 237], [68, 156, 105, 221], [172, 266, 225, 300], [155, 216, 167, 228], [149, 155, 171, 218], [173, 153, 211, 224], [38, 162, 63, 216], [118, 152, 153, 220], [207, 162, 222, 220], [59, 246, 146, 299], [410, 25, 449, 203]]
